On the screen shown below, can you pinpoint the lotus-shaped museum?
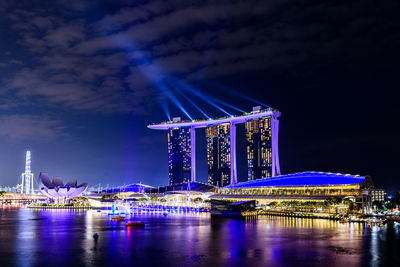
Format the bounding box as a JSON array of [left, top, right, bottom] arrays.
[[40, 172, 88, 199]]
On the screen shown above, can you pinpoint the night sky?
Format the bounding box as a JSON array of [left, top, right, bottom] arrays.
[[0, 0, 399, 191]]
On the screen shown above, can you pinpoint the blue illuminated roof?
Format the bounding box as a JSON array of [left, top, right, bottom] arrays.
[[146, 181, 216, 193], [224, 172, 366, 188], [102, 183, 154, 193]]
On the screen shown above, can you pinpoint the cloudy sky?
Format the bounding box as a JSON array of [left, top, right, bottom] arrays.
[[0, 0, 399, 190]]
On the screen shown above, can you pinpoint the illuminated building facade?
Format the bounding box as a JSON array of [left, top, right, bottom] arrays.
[[168, 127, 192, 185], [246, 117, 273, 180], [149, 108, 281, 186], [214, 171, 377, 213], [370, 189, 385, 203], [40, 172, 88, 200], [206, 123, 231, 187], [220, 172, 370, 196]]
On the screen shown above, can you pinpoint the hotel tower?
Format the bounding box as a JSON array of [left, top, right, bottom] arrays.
[[245, 117, 273, 180], [206, 123, 231, 187], [150, 107, 280, 186], [167, 127, 192, 184]]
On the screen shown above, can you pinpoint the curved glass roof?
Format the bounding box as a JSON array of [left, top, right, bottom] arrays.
[[39, 172, 88, 199], [146, 181, 216, 193], [224, 172, 366, 188], [102, 183, 154, 193]]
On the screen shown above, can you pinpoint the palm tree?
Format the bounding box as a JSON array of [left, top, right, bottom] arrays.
[[342, 198, 353, 207], [193, 197, 203, 204], [325, 196, 342, 206], [150, 195, 158, 202]]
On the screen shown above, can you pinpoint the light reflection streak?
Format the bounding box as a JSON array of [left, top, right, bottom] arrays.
[[15, 208, 36, 267], [370, 226, 379, 265]]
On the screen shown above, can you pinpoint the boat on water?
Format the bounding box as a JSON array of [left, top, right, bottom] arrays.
[[366, 218, 386, 227], [210, 200, 257, 218], [111, 216, 126, 221], [126, 221, 145, 227]]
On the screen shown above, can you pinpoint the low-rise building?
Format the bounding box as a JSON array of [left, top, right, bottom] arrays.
[[215, 171, 377, 213]]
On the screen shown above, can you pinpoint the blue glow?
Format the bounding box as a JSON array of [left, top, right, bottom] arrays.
[[171, 79, 232, 116], [122, 43, 193, 120], [156, 81, 193, 120], [210, 96, 246, 113], [165, 89, 193, 120], [167, 82, 211, 119], [107, 36, 241, 120], [205, 80, 272, 108], [224, 172, 366, 188], [102, 183, 154, 193], [124, 44, 241, 119], [160, 98, 171, 121]]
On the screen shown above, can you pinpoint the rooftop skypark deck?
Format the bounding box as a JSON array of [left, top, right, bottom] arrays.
[[148, 108, 281, 129]]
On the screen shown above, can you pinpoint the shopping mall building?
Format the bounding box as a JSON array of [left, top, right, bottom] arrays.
[[213, 171, 380, 213]]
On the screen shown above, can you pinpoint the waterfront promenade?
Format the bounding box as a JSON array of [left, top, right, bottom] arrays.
[[1, 207, 399, 266]]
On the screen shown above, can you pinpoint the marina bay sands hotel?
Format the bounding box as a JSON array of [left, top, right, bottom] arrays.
[[148, 106, 281, 187]]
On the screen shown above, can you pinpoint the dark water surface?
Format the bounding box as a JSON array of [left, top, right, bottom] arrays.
[[0, 208, 399, 267]]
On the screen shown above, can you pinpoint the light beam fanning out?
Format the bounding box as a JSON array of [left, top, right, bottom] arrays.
[[210, 96, 246, 113], [170, 79, 232, 117], [168, 82, 211, 119], [204, 80, 272, 108], [160, 98, 171, 121], [162, 84, 193, 120]]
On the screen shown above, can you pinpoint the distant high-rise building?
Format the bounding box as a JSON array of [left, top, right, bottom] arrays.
[[246, 117, 273, 180], [206, 123, 231, 187], [168, 127, 191, 185], [21, 150, 34, 194]]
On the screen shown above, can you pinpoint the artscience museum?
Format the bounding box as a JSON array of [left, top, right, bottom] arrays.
[[39, 172, 88, 201]]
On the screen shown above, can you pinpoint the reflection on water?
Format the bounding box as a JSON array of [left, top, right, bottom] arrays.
[[0, 208, 399, 266]]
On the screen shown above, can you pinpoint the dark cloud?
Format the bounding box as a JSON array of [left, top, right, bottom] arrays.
[[7, 59, 23, 65], [0, 114, 65, 141], [1, 0, 398, 121], [3, 0, 397, 116]]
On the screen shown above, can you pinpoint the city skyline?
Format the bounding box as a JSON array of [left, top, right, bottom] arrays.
[[1, 2, 399, 267], [0, 1, 398, 191]]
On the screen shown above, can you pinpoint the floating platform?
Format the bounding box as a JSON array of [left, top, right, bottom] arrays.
[[111, 216, 126, 221], [126, 221, 145, 227], [210, 200, 257, 218]]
